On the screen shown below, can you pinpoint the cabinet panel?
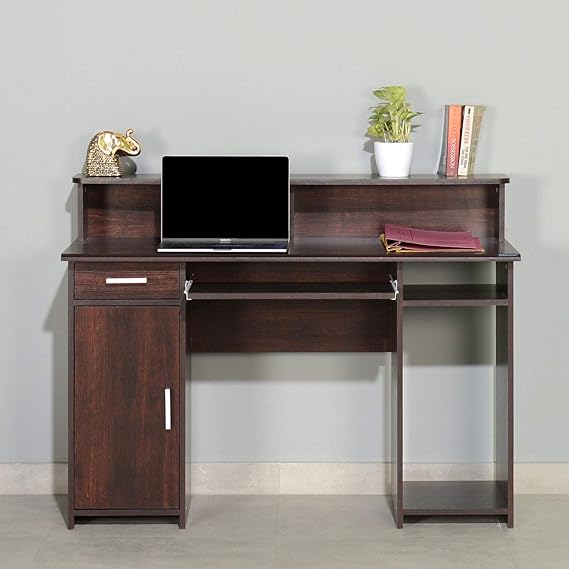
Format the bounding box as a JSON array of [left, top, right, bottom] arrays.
[[74, 306, 180, 509]]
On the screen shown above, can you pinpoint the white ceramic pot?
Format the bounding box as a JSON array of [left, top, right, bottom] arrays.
[[374, 141, 414, 178]]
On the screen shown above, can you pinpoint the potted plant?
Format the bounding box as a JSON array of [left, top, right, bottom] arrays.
[[367, 86, 421, 178]]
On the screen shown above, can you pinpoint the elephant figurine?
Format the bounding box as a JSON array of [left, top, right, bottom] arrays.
[[83, 128, 141, 177]]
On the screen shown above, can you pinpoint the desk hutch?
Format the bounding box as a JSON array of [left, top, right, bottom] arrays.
[[62, 174, 520, 529]]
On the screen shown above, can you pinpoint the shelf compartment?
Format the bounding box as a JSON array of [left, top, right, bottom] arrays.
[[403, 481, 508, 517], [403, 284, 508, 306], [187, 282, 395, 300]]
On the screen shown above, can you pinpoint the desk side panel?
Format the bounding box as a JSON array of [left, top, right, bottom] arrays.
[[495, 262, 514, 527], [67, 263, 75, 529], [391, 263, 403, 527], [179, 265, 187, 528]]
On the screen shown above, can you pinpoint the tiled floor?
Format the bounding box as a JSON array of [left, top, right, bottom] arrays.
[[1, 495, 568, 568]]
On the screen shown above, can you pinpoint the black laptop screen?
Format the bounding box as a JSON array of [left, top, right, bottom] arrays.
[[161, 156, 289, 241]]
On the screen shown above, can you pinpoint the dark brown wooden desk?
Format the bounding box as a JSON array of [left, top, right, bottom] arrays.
[[62, 174, 520, 529]]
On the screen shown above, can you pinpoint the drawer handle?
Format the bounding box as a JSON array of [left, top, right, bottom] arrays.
[[105, 277, 148, 285], [164, 388, 171, 431]]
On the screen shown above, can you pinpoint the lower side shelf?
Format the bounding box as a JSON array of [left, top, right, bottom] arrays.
[[403, 481, 509, 516]]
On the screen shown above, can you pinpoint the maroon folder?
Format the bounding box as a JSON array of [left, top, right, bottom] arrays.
[[381, 224, 484, 253]]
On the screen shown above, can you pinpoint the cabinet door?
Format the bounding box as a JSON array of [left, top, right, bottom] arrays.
[[74, 305, 180, 510]]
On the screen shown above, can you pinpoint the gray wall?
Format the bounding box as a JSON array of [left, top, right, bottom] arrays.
[[0, 0, 566, 463]]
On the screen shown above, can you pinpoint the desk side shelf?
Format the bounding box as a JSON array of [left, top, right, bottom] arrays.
[[403, 481, 509, 517]]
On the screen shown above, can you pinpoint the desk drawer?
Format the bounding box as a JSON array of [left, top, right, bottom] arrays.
[[75, 263, 180, 300]]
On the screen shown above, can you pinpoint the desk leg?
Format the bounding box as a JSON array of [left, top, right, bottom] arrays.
[[496, 262, 514, 527], [391, 263, 404, 528], [67, 263, 75, 529], [179, 264, 188, 529]]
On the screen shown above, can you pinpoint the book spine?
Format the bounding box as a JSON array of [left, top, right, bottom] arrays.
[[446, 104, 462, 176], [437, 105, 449, 176], [466, 105, 486, 175], [458, 105, 474, 176]]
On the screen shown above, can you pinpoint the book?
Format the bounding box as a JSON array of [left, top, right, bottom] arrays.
[[380, 224, 484, 253], [437, 105, 449, 176], [466, 105, 486, 176], [446, 104, 463, 176], [458, 105, 475, 176]]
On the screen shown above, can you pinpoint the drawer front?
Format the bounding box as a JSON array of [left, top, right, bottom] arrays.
[[75, 263, 180, 300]]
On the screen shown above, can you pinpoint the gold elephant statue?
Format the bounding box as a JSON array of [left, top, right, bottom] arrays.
[[83, 128, 141, 177]]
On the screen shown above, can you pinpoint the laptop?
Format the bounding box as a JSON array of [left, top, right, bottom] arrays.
[[158, 155, 290, 253]]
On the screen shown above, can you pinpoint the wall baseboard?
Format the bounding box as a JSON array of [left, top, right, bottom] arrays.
[[1, 463, 569, 495], [0, 463, 68, 495]]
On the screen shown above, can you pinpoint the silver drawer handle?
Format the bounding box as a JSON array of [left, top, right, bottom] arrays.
[[164, 388, 171, 431], [105, 277, 148, 285]]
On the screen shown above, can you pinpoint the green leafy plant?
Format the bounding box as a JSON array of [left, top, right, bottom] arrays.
[[367, 86, 421, 143]]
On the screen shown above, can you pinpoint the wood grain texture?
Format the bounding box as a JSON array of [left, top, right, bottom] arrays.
[[178, 266, 187, 529], [74, 509, 180, 517], [188, 261, 394, 283], [74, 306, 180, 509], [392, 262, 403, 528], [496, 262, 514, 527], [73, 174, 161, 185], [67, 263, 75, 529], [71, 173, 510, 186], [497, 183, 506, 242], [187, 262, 395, 299], [74, 262, 180, 300], [61, 237, 521, 263], [84, 185, 160, 239], [290, 175, 510, 186], [293, 185, 500, 240], [403, 481, 508, 515], [190, 300, 395, 353], [77, 184, 84, 241]]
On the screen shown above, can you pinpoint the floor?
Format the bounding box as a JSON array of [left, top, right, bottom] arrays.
[[1, 495, 568, 568]]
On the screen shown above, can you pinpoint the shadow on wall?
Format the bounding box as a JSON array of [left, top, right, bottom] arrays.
[[43, 182, 78, 498], [363, 137, 376, 176]]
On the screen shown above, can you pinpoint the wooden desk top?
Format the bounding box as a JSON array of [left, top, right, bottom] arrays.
[[72, 174, 511, 186], [62, 237, 521, 263]]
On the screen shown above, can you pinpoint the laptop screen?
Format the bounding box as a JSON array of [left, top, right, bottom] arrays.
[[161, 156, 289, 242]]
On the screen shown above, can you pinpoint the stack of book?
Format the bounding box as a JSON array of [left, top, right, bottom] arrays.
[[438, 104, 485, 177], [380, 224, 484, 253]]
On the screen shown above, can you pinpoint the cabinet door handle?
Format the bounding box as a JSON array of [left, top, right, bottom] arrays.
[[164, 388, 171, 431], [105, 277, 148, 285]]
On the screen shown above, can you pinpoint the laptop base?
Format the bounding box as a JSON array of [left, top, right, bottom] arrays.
[[158, 242, 289, 254]]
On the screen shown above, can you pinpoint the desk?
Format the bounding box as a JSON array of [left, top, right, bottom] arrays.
[[62, 174, 520, 529]]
